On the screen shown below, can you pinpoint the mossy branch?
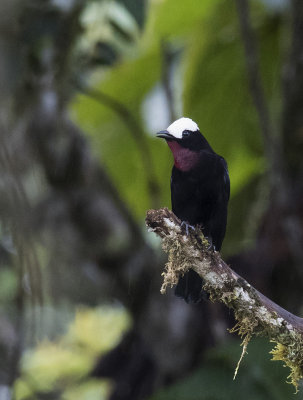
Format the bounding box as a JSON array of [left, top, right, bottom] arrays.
[[146, 207, 303, 390]]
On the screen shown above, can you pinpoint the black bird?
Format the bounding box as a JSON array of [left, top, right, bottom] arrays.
[[157, 117, 230, 303]]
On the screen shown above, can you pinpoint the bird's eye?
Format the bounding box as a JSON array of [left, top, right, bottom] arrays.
[[182, 130, 190, 138]]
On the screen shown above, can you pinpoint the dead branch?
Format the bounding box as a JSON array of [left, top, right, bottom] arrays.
[[146, 207, 303, 390]]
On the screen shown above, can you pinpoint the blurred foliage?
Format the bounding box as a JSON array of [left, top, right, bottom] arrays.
[[0, 268, 17, 304], [14, 305, 131, 400], [71, 0, 283, 255], [150, 338, 302, 400], [0, 0, 295, 398], [79, 0, 142, 65]]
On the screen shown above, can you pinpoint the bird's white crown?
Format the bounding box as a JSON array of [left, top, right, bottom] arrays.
[[167, 117, 199, 139]]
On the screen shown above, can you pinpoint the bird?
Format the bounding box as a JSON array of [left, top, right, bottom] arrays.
[[157, 117, 230, 303]]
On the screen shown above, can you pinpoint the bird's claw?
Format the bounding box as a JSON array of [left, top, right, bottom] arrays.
[[181, 221, 195, 236], [205, 236, 216, 251], [180, 224, 216, 251]]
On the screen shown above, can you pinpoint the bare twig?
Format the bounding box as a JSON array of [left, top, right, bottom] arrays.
[[146, 207, 303, 390]]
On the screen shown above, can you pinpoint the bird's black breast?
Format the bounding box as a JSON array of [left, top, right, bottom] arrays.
[[171, 151, 229, 250]]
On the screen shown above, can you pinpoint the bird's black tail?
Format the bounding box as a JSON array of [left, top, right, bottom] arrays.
[[174, 269, 204, 303]]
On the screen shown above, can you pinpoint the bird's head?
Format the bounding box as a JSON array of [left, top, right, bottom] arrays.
[[157, 117, 211, 152], [157, 117, 212, 170]]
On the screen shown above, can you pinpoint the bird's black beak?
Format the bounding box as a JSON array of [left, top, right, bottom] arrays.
[[156, 130, 173, 139]]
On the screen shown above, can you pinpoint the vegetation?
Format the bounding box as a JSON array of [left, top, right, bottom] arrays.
[[0, 0, 303, 399]]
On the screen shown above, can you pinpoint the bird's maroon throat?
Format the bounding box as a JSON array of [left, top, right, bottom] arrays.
[[167, 141, 200, 171]]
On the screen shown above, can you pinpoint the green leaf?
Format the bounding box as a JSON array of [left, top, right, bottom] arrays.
[[71, 0, 225, 219], [150, 0, 221, 40], [71, 49, 164, 218]]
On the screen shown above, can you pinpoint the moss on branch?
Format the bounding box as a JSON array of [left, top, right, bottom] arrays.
[[146, 207, 303, 390]]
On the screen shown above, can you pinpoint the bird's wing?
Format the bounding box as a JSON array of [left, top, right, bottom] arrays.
[[220, 156, 230, 201]]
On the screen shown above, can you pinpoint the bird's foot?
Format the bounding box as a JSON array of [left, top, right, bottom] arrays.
[[204, 236, 216, 251], [181, 221, 195, 236]]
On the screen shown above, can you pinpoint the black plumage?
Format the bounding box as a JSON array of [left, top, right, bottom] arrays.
[[157, 118, 230, 303]]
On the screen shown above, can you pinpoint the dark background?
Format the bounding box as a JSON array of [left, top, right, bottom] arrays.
[[0, 0, 303, 399]]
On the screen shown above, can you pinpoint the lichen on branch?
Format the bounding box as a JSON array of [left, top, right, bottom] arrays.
[[146, 207, 303, 390]]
